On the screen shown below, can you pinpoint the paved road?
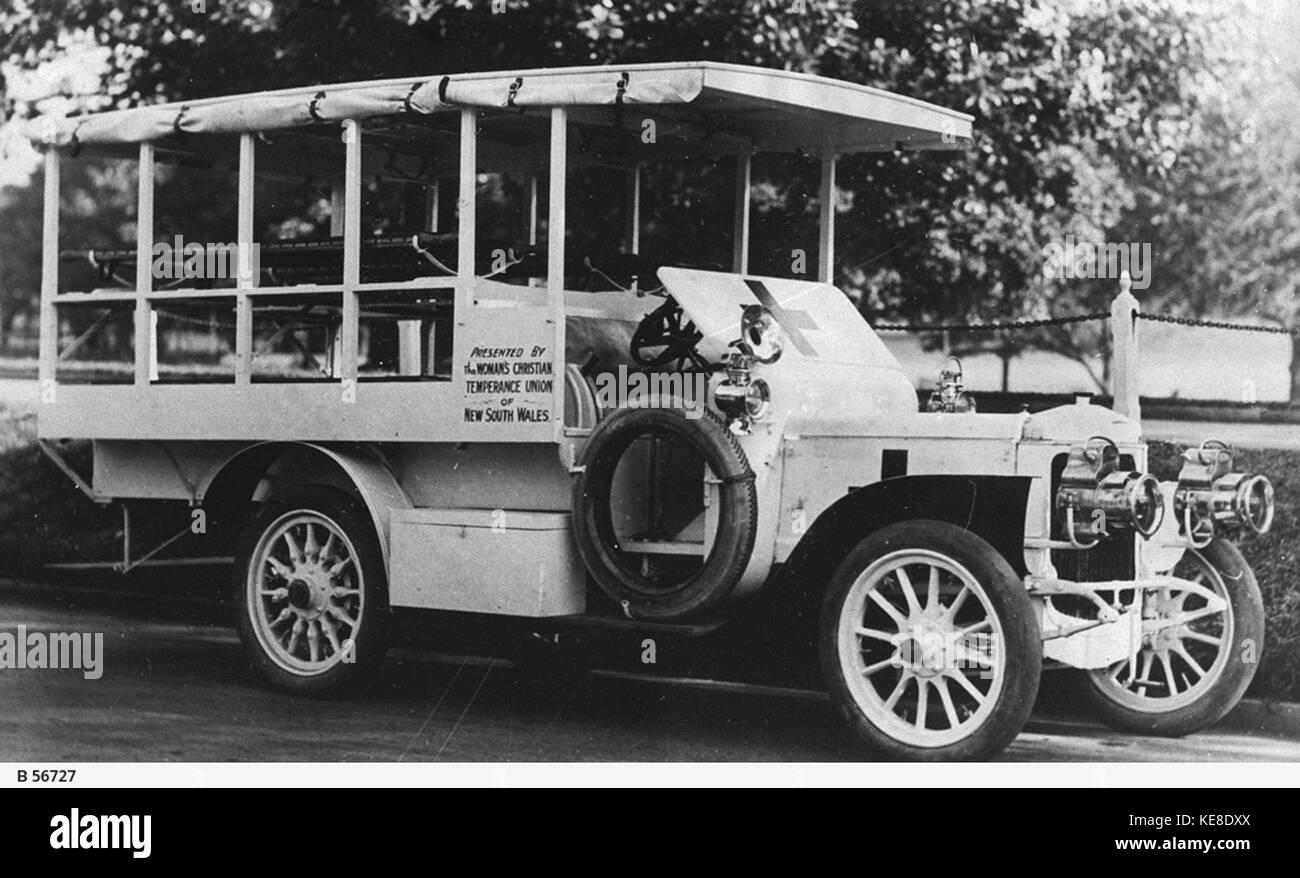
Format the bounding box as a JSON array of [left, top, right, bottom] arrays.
[[1, 583, 1296, 762]]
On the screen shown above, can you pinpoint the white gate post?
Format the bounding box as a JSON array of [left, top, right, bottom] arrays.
[[235, 132, 256, 385], [39, 149, 60, 387], [1110, 271, 1140, 421], [135, 142, 156, 386]]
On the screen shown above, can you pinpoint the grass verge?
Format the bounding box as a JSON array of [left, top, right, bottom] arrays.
[[1148, 440, 1299, 702]]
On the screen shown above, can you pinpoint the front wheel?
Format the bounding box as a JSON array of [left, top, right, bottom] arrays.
[[819, 520, 1042, 761], [232, 486, 388, 694], [1083, 538, 1263, 736]]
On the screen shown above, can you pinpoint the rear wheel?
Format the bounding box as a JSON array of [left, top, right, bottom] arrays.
[[232, 486, 387, 694], [1083, 539, 1263, 736], [819, 520, 1041, 761]]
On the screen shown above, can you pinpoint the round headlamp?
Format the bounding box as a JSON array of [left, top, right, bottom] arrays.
[[1097, 470, 1165, 538], [1174, 439, 1275, 543], [744, 378, 772, 421], [714, 348, 773, 434], [926, 356, 976, 414], [1193, 471, 1274, 537], [741, 305, 784, 364], [1055, 436, 1165, 545], [1217, 472, 1274, 535]]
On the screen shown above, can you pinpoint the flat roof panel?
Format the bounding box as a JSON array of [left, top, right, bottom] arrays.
[[22, 62, 973, 156]]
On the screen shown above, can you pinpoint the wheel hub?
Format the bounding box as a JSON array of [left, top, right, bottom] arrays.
[[285, 563, 337, 619], [897, 612, 954, 678], [1150, 624, 1184, 652], [287, 579, 312, 609]]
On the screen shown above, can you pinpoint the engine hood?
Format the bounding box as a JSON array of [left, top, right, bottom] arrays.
[[1021, 400, 1142, 445]]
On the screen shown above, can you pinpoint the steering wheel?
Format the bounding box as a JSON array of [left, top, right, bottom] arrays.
[[631, 297, 704, 370]]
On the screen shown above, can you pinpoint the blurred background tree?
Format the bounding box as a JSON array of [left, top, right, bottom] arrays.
[[0, 0, 1294, 397], [1169, 0, 1300, 400]]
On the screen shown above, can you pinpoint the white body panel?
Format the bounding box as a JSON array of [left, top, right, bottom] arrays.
[[388, 508, 585, 616]]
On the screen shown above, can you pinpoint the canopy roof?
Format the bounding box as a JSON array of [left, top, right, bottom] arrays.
[[24, 62, 973, 157]]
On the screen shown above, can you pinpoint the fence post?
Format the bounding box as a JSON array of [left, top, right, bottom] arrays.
[[1110, 271, 1140, 421]]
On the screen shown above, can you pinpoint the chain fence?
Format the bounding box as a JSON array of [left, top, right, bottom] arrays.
[[873, 310, 1297, 336], [873, 313, 1109, 333], [1136, 312, 1300, 336], [873, 310, 1300, 335]]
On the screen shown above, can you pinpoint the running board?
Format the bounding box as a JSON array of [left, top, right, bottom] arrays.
[[45, 556, 233, 573], [538, 612, 726, 637]]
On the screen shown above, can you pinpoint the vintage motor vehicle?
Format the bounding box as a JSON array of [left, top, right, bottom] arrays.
[[25, 62, 1274, 760]]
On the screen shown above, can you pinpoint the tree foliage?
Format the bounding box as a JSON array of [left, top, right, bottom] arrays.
[[0, 0, 1287, 397]]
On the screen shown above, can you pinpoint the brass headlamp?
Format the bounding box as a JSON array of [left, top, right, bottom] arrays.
[[1055, 436, 1164, 547], [926, 356, 976, 414], [1174, 440, 1274, 546], [740, 305, 784, 364], [715, 344, 772, 435]]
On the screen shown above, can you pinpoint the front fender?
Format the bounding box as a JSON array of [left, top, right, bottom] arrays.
[[792, 475, 1033, 580], [699, 475, 1033, 687]]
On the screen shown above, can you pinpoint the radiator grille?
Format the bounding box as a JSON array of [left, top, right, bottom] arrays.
[[1052, 537, 1136, 582], [1049, 448, 1138, 582]]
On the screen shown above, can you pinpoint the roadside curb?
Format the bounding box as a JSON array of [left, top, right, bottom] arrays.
[[1218, 697, 1300, 738]]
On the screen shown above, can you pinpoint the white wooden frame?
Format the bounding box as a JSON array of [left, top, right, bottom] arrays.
[[818, 153, 837, 284], [340, 119, 362, 386], [733, 153, 751, 275], [36, 88, 867, 445], [37, 106, 564, 444], [547, 107, 568, 440]]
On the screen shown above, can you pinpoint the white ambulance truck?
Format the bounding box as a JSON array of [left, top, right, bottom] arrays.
[[26, 63, 1274, 760]]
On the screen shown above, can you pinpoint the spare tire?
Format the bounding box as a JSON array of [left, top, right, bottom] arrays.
[[571, 405, 757, 620]]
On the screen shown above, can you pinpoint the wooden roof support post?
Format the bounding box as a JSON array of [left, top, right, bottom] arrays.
[[426, 178, 440, 233], [817, 153, 837, 285], [625, 162, 642, 255], [1110, 271, 1141, 421], [452, 107, 478, 385], [458, 108, 477, 288], [625, 162, 642, 292], [523, 168, 540, 288], [135, 142, 155, 386], [398, 157, 426, 378], [548, 106, 567, 440], [732, 153, 751, 275], [340, 119, 361, 388], [526, 170, 540, 246], [330, 182, 346, 237], [38, 149, 60, 387], [235, 132, 256, 385]]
